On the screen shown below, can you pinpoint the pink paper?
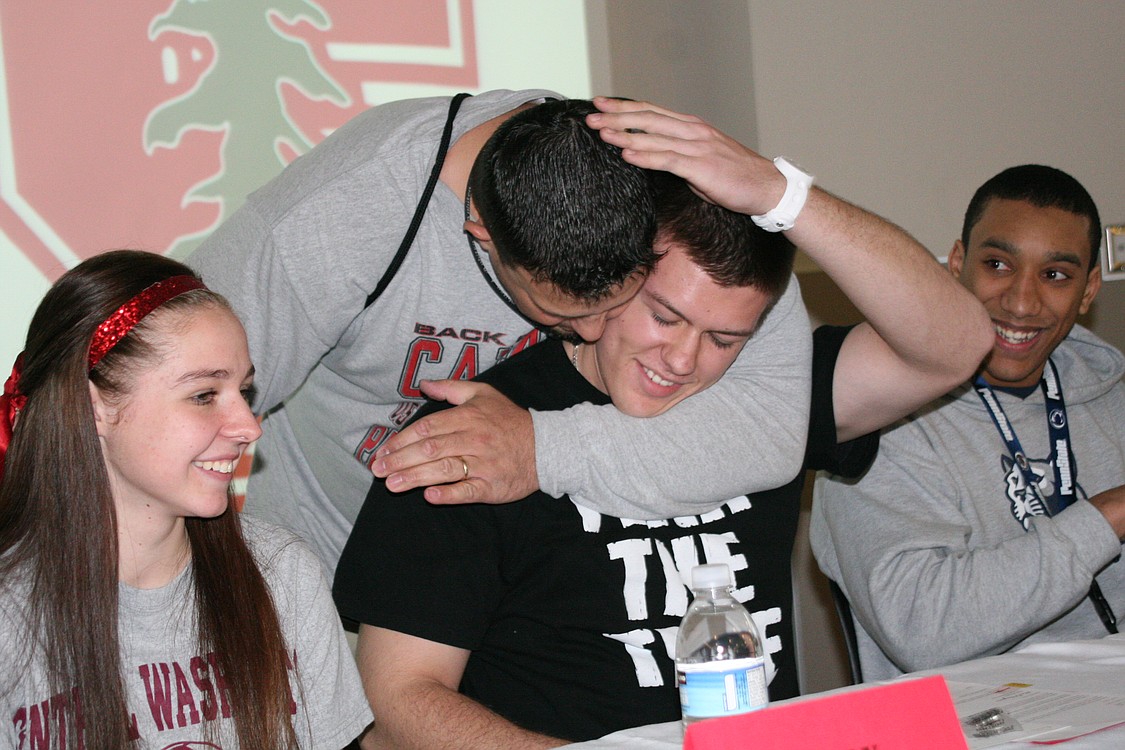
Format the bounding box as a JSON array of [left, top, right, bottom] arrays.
[[684, 675, 967, 750]]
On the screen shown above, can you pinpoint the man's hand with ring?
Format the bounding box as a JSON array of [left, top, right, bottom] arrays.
[[372, 380, 537, 505]]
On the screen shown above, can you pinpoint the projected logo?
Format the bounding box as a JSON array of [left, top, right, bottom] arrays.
[[0, 0, 478, 279]]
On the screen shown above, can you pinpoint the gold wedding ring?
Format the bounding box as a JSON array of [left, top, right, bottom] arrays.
[[459, 456, 470, 480]]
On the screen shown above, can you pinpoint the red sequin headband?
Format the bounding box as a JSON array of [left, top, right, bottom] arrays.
[[0, 352, 27, 479], [87, 275, 207, 371]]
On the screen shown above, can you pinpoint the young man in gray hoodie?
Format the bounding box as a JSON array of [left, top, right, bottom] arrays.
[[813, 165, 1125, 681]]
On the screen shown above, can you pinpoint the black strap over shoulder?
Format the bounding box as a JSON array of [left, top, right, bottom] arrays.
[[364, 92, 472, 309]]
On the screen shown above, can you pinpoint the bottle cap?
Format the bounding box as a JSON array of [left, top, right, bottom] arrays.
[[691, 563, 733, 589]]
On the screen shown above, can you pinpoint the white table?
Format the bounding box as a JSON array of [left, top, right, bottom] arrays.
[[567, 634, 1125, 749]]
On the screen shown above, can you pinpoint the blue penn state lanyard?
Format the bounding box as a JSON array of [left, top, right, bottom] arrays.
[[974, 358, 1118, 635], [974, 358, 1073, 524]]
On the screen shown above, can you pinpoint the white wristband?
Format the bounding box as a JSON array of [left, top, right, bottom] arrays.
[[751, 157, 814, 232]]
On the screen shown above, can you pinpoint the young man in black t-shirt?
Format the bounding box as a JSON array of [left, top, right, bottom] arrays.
[[335, 101, 993, 748]]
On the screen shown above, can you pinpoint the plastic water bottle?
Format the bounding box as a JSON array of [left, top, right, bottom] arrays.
[[676, 563, 769, 728]]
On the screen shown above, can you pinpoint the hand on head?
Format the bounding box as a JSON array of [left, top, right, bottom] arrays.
[[587, 97, 784, 216]]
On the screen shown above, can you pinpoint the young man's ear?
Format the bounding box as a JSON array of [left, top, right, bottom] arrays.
[[1079, 264, 1103, 316], [947, 239, 966, 279], [463, 218, 492, 246]]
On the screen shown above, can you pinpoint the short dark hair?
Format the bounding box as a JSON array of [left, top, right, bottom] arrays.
[[961, 164, 1101, 269], [654, 173, 794, 312], [468, 99, 658, 301]]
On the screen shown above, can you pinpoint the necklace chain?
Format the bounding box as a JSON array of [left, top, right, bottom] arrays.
[[464, 186, 523, 316]]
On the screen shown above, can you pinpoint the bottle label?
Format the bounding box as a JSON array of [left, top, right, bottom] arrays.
[[677, 656, 769, 719]]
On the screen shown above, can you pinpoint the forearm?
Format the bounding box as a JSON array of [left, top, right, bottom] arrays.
[[840, 501, 1121, 672], [793, 188, 991, 393], [586, 99, 990, 442], [536, 282, 810, 518], [369, 681, 565, 750]]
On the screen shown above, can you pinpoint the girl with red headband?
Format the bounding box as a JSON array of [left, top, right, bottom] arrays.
[[0, 250, 372, 748]]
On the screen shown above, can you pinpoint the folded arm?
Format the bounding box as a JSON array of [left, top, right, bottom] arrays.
[[356, 625, 565, 750], [815, 440, 1123, 673], [587, 97, 992, 442]]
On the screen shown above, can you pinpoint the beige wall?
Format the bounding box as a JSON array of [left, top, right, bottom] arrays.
[[589, 0, 1125, 695], [588, 0, 1124, 342], [748, 0, 1125, 353], [588, 0, 760, 148], [747, 1, 1124, 263]]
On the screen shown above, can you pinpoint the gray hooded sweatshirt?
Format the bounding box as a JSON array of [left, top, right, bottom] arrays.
[[812, 325, 1125, 680]]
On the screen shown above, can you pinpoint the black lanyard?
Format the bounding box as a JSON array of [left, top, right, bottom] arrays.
[[974, 359, 1117, 634], [363, 93, 471, 310], [464, 186, 524, 319]]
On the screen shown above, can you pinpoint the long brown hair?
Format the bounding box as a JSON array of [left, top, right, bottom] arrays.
[[0, 250, 297, 748]]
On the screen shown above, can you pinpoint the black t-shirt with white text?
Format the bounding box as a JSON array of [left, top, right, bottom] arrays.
[[334, 327, 874, 741]]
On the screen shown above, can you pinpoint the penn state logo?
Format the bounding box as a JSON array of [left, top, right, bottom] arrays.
[[1001, 453, 1085, 529], [1049, 408, 1066, 429], [1001, 454, 1051, 530]]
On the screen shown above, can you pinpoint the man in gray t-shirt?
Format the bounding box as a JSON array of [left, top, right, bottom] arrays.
[[190, 91, 815, 574]]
